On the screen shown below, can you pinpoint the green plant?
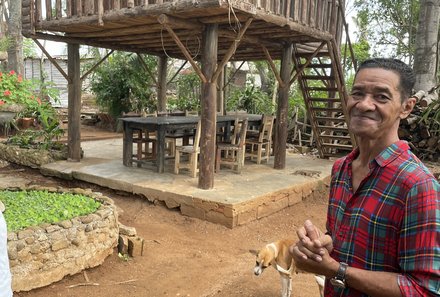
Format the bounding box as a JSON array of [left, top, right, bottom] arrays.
[[226, 80, 275, 115], [173, 69, 201, 111], [90, 52, 156, 119], [0, 190, 101, 232], [0, 70, 39, 111]]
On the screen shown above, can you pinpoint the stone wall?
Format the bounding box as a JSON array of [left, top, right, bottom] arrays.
[[5, 187, 119, 292], [0, 143, 68, 169]]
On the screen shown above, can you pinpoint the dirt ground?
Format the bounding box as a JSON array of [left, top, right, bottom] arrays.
[[3, 123, 440, 297], [3, 162, 328, 297]]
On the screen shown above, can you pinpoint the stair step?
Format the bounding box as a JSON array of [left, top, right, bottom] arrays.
[[302, 75, 335, 80], [321, 143, 353, 149], [316, 125, 349, 132], [311, 107, 343, 112], [309, 97, 340, 102], [305, 87, 338, 92], [301, 63, 332, 68], [315, 116, 347, 122], [296, 52, 329, 58], [319, 135, 351, 140]]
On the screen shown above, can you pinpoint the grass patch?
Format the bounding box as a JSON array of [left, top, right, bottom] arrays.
[[0, 190, 101, 232]]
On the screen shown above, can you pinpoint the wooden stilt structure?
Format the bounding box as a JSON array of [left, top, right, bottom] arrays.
[[21, 0, 356, 189]]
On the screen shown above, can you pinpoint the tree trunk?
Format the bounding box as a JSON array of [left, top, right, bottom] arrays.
[[7, 0, 23, 74], [413, 0, 440, 98]]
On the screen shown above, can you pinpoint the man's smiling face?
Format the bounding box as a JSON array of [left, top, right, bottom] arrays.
[[347, 67, 407, 143]]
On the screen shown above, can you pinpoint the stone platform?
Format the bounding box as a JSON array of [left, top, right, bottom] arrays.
[[41, 138, 333, 228]]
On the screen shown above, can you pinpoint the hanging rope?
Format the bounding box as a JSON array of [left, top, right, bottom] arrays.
[[160, 27, 173, 59], [227, 0, 241, 33], [185, 34, 201, 60]]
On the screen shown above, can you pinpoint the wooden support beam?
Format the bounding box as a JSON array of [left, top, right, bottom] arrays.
[[289, 41, 325, 86], [198, 24, 218, 190], [67, 43, 82, 162], [212, 18, 253, 82], [157, 14, 203, 31], [33, 39, 70, 82], [137, 53, 158, 86], [223, 61, 245, 91], [80, 49, 114, 81], [45, 0, 52, 20], [159, 16, 207, 83], [157, 55, 168, 112], [98, 0, 104, 26], [261, 45, 285, 88], [167, 60, 188, 85], [274, 43, 292, 170]]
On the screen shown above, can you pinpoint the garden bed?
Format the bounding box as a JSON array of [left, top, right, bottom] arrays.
[[2, 185, 119, 292]]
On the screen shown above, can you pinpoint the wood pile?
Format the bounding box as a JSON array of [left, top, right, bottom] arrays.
[[399, 92, 440, 161]]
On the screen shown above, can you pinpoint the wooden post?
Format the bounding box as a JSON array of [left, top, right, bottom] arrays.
[[157, 55, 168, 112], [67, 43, 82, 162], [217, 67, 224, 115], [45, 0, 52, 20], [274, 43, 292, 169], [198, 24, 218, 190]]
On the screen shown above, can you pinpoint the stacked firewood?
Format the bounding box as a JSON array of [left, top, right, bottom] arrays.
[[398, 90, 440, 161]]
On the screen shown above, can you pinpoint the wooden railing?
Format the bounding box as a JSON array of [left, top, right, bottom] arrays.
[[22, 0, 342, 36]]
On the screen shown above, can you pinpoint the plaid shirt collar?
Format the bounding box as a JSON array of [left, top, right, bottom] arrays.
[[345, 140, 410, 169]]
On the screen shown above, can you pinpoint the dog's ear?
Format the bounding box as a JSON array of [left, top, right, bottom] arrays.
[[249, 249, 259, 256]]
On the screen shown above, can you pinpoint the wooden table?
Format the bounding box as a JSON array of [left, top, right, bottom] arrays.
[[121, 114, 262, 173]]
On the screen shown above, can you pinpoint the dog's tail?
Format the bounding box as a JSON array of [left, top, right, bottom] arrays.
[[314, 275, 325, 297]]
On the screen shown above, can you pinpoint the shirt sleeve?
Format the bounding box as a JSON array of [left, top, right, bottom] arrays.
[[397, 177, 440, 296]]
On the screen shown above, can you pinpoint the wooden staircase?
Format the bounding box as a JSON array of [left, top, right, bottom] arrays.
[[293, 41, 356, 158]]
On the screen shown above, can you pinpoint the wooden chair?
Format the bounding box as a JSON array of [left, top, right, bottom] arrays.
[[174, 120, 202, 177], [245, 115, 274, 164], [133, 129, 157, 167], [215, 118, 248, 173]]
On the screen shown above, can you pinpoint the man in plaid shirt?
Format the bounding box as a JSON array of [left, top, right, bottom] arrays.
[[290, 58, 439, 296]]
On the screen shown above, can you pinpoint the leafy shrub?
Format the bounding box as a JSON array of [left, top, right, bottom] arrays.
[[89, 52, 156, 119], [171, 69, 201, 111], [1, 190, 101, 232], [226, 80, 275, 115]]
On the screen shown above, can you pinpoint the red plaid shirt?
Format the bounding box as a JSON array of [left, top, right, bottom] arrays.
[[325, 141, 440, 296]]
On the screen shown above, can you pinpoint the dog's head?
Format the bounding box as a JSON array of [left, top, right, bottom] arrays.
[[250, 244, 277, 276]]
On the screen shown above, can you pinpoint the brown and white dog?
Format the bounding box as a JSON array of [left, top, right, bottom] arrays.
[[251, 239, 325, 297]]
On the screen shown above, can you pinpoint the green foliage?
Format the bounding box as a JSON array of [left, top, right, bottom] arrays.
[[0, 70, 62, 148], [1, 190, 101, 232], [171, 69, 201, 111], [341, 39, 371, 74], [89, 51, 156, 118], [23, 38, 38, 58], [226, 80, 275, 115], [0, 70, 38, 109], [354, 0, 419, 62]]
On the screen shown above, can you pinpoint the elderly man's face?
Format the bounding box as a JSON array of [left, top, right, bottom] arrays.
[[347, 68, 414, 143]]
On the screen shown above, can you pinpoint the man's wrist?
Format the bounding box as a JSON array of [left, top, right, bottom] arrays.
[[330, 262, 348, 289]]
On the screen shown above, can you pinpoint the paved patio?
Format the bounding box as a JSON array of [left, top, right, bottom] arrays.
[[41, 138, 333, 228]]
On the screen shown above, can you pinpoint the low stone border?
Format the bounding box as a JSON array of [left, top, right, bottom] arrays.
[[3, 186, 119, 292], [0, 143, 68, 169]]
